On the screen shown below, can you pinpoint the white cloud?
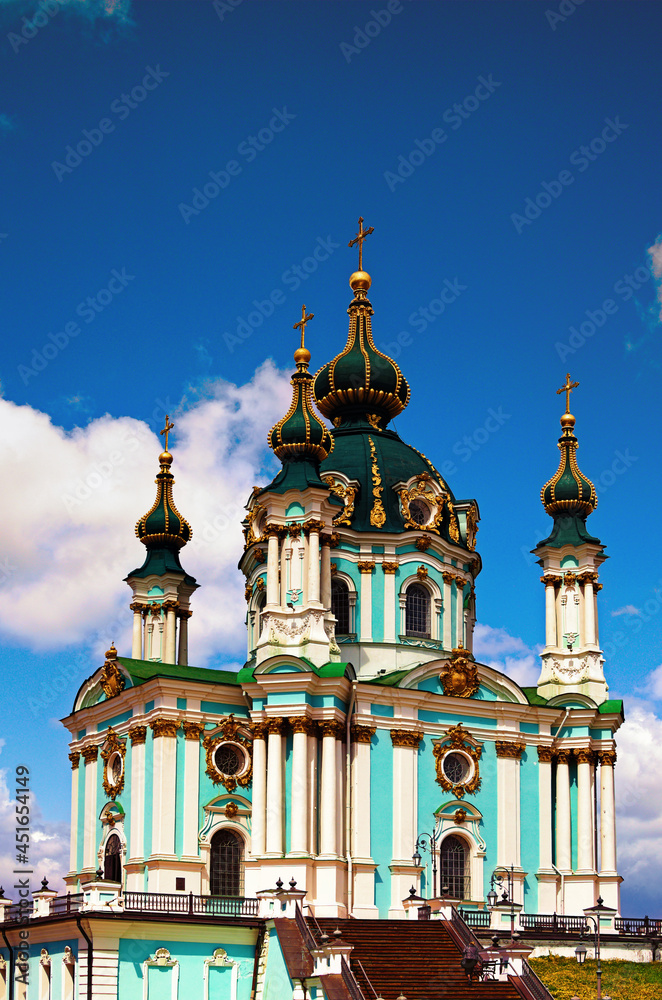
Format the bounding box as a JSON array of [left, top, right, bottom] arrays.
[[0, 747, 70, 895], [639, 663, 662, 700], [473, 623, 541, 688], [614, 698, 662, 911], [611, 605, 642, 617], [648, 234, 662, 322], [0, 362, 292, 666]]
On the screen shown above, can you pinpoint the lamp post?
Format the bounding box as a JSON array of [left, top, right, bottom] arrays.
[[412, 830, 440, 899], [575, 896, 608, 1000], [487, 865, 516, 942]]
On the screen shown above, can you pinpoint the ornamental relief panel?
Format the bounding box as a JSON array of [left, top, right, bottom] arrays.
[[439, 645, 480, 699], [203, 714, 254, 792], [323, 475, 358, 527], [397, 474, 446, 533], [100, 729, 127, 799]]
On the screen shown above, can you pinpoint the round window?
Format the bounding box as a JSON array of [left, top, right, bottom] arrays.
[[442, 751, 471, 785], [107, 753, 123, 785], [409, 499, 430, 525], [214, 743, 244, 776]]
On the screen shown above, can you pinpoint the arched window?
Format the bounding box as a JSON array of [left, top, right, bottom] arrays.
[[210, 829, 244, 897], [331, 579, 350, 635], [104, 833, 122, 883], [406, 584, 430, 638], [441, 835, 469, 900], [254, 591, 267, 647]]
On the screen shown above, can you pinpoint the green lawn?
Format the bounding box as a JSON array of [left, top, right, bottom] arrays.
[[530, 956, 662, 1000]]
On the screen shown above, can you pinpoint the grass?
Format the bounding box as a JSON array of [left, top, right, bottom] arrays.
[[529, 956, 662, 1000]]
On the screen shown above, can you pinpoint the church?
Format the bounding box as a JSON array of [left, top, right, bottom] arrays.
[[0, 221, 624, 999]]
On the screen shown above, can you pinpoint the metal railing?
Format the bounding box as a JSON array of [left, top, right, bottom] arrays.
[[450, 905, 483, 950], [50, 893, 84, 916], [3, 903, 33, 923], [124, 892, 258, 917], [616, 916, 662, 935], [518, 958, 554, 1000], [520, 913, 588, 934], [341, 956, 366, 1000], [459, 908, 490, 928], [294, 903, 318, 953]]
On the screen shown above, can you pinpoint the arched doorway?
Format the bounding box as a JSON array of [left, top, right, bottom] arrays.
[[103, 832, 122, 883], [210, 829, 244, 897], [440, 834, 469, 900]]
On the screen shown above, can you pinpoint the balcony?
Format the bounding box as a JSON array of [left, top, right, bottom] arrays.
[[0, 890, 258, 924]]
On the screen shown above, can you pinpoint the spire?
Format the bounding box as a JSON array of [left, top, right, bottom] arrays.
[[268, 308, 334, 464], [135, 416, 193, 551], [313, 217, 410, 430], [537, 375, 600, 550]]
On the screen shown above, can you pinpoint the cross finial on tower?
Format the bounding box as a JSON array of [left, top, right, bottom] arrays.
[[556, 373, 579, 413], [348, 216, 374, 271], [293, 304, 314, 349], [160, 415, 174, 451]]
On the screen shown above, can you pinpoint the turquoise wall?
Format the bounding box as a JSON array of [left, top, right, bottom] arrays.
[[262, 927, 293, 1000], [520, 749, 539, 911], [372, 564, 384, 642], [118, 936, 255, 1000], [144, 732, 153, 861], [370, 729, 393, 916]]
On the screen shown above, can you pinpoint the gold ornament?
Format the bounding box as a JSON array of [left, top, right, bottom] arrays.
[[129, 726, 147, 745], [323, 476, 357, 527], [390, 729, 423, 748], [150, 719, 180, 739], [415, 535, 432, 552], [68, 752, 80, 770], [465, 503, 479, 551], [439, 645, 480, 699], [203, 714, 254, 791], [351, 723, 376, 744], [183, 722, 204, 742], [100, 729, 126, 799], [381, 562, 398, 574], [368, 438, 386, 528], [224, 801, 239, 819], [433, 724, 482, 799], [537, 746, 554, 762], [100, 659, 125, 700], [495, 741, 526, 760], [80, 744, 99, 764], [357, 561, 375, 574]]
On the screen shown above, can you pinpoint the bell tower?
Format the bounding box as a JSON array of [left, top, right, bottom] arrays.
[[534, 376, 608, 703]]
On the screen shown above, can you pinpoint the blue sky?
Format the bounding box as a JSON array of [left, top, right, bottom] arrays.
[[1, 0, 661, 913]]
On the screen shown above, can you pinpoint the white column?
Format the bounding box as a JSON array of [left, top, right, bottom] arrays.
[[266, 720, 285, 855], [128, 729, 146, 874], [81, 747, 98, 872], [321, 539, 331, 609], [594, 587, 600, 644], [599, 751, 617, 872], [583, 578, 596, 645], [307, 525, 321, 605], [320, 722, 341, 857], [537, 747, 554, 870], [336, 737, 345, 857], [164, 602, 177, 663], [182, 724, 202, 859], [455, 578, 465, 647], [281, 538, 291, 606], [251, 726, 267, 856], [576, 750, 594, 871], [555, 750, 572, 870], [542, 577, 557, 647], [150, 721, 178, 857], [69, 755, 80, 874], [308, 729, 318, 856], [496, 743, 522, 867], [131, 603, 143, 658], [290, 718, 311, 855], [177, 611, 189, 665], [382, 565, 397, 643], [358, 563, 374, 642], [442, 573, 453, 649], [266, 531, 280, 606]]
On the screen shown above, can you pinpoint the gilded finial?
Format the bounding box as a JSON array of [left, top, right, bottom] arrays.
[[293, 305, 313, 367], [556, 374, 579, 414], [159, 415, 174, 466], [348, 217, 374, 294]]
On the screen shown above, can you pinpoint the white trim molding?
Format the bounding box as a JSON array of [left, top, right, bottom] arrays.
[[203, 949, 239, 1000], [142, 948, 179, 1000]]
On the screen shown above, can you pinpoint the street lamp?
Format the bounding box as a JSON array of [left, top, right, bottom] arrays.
[[487, 865, 516, 942], [575, 895, 608, 1000], [412, 830, 440, 899]]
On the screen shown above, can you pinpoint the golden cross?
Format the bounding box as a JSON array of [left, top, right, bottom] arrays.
[[293, 304, 314, 348], [348, 216, 374, 271], [556, 374, 580, 412], [160, 414, 174, 450]]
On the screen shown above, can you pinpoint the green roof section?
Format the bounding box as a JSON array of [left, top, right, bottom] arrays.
[[116, 656, 242, 687], [598, 699, 624, 717], [367, 670, 410, 687], [238, 660, 354, 682], [522, 686, 550, 706], [258, 457, 329, 496], [535, 514, 603, 551], [126, 546, 197, 585]]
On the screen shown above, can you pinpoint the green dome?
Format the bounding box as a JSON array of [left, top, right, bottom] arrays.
[[135, 451, 192, 550], [268, 347, 333, 463], [541, 412, 597, 517], [313, 273, 410, 429]]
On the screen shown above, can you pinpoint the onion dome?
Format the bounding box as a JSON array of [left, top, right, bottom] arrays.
[[313, 270, 410, 429], [268, 341, 334, 463], [541, 380, 597, 518], [135, 447, 192, 550]]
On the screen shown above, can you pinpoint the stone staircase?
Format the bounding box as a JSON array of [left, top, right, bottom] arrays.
[[313, 918, 524, 1000]]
